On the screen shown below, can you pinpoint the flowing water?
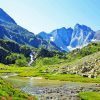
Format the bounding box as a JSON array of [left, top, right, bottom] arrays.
[[28, 52, 38, 66], [28, 52, 34, 66], [3, 75, 100, 100]]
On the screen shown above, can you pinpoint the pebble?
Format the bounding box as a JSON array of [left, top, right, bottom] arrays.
[[21, 83, 100, 100]]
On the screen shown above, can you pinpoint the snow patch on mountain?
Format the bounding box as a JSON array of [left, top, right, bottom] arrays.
[[50, 37, 54, 41]]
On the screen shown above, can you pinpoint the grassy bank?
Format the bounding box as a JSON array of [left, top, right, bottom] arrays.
[[0, 63, 100, 83], [18, 66, 100, 83], [43, 74, 100, 83], [79, 92, 100, 100], [0, 78, 37, 100], [20, 71, 100, 83]]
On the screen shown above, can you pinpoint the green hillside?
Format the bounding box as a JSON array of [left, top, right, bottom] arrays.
[[0, 39, 34, 65], [18, 42, 100, 79]]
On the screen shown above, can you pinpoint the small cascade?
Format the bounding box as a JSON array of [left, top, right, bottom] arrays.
[[28, 52, 37, 66]]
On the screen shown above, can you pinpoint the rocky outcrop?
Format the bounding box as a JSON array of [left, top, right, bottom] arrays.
[[57, 51, 100, 78]]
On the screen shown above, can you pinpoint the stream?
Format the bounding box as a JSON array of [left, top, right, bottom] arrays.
[[1, 74, 100, 100]]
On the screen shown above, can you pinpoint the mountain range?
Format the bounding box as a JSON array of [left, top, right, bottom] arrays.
[[0, 8, 100, 51], [37, 24, 97, 51]]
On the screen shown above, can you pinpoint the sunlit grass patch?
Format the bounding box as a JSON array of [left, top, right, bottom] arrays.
[[79, 92, 100, 100]]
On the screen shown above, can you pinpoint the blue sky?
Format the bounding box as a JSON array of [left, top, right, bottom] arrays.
[[0, 0, 100, 34]]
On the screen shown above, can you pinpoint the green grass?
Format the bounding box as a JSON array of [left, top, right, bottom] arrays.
[[0, 64, 32, 73], [20, 71, 100, 83], [0, 78, 37, 100], [79, 92, 100, 100], [43, 74, 100, 83]]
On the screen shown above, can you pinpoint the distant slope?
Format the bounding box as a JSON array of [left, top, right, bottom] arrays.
[[0, 8, 59, 51]]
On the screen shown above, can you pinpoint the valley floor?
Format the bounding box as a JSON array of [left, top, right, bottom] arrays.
[[0, 73, 100, 100], [0, 45, 100, 100]]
